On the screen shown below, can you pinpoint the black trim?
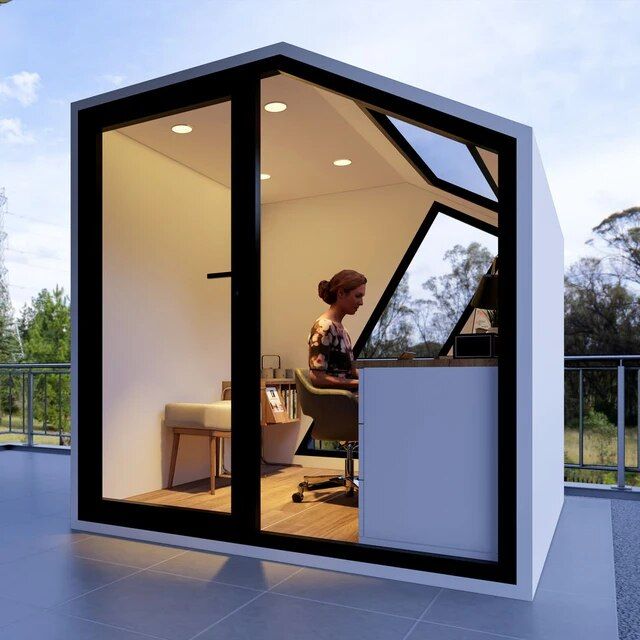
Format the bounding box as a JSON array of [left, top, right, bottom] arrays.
[[207, 271, 232, 279], [362, 108, 499, 212], [467, 144, 499, 199], [75, 50, 518, 585], [231, 75, 262, 532]]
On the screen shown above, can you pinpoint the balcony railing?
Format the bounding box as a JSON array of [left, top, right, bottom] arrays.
[[565, 355, 640, 490], [0, 363, 71, 448], [4, 358, 639, 490]]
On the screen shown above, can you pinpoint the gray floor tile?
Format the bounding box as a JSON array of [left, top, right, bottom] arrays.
[[408, 621, 525, 639], [0, 595, 45, 630], [196, 592, 414, 640], [424, 587, 618, 640], [72, 534, 184, 568], [0, 513, 85, 546], [152, 550, 299, 590], [57, 569, 260, 640], [0, 610, 154, 639], [537, 498, 616, 598], [0, 545, 138, 607], [272, 567, 440, 618], [0, 490, 70, 517]]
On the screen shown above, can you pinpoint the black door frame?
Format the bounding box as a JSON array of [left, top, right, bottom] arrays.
[[76, 53, 517, 584]]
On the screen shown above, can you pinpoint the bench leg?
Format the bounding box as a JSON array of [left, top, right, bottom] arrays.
[[209, 435, 217, 495], [168, 432, 180, 489]]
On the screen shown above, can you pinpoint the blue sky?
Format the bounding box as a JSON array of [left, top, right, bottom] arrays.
[[0, 0, 639, 312]]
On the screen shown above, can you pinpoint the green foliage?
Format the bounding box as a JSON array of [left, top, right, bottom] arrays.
[[2, 286, 72, 434], [591, 206, 640, 286], [417, 242, 493, 345], [18, 285, 70, 363], [359, 273, 414, 358], [583, 409, 616, 438], [564, 257, 640, 355]]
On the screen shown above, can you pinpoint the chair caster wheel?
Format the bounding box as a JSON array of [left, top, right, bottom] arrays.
[[292, 492, 304, 503]]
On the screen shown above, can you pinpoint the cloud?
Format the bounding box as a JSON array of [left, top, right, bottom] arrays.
[[0, 118, 34, 144], [0, 151, 70, 311], [0, 71, 41, 106], [101, 74, 126, 87]]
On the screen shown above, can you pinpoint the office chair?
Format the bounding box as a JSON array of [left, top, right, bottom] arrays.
[[292, 368, 359, 503]]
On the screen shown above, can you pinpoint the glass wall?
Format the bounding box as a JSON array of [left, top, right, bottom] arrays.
[[101, 100, 232, 513], [257, 73, 500, 558]]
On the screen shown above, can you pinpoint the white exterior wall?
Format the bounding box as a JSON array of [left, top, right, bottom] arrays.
[[530, 136, 565, 591]]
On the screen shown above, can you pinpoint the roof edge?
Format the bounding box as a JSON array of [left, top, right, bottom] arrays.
[[72, 41, 531, 138]]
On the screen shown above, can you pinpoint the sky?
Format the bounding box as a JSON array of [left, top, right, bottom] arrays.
[[0, 0, 639, 313]]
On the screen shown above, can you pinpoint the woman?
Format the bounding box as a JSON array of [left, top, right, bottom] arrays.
[[308, 269, 367, 391]]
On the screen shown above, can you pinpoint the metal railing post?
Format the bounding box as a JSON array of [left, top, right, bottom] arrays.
[[578, 368, 584, 467], [27, 369, 34, 447], [616, 361, 628, 490]]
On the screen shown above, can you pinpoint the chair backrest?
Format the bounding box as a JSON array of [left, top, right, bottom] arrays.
[[294, 369, 358, 442]]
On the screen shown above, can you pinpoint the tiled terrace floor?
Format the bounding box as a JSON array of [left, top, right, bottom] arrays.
[[0, 450, 620, 639]]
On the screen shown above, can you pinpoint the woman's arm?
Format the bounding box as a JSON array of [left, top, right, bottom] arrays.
[[309, 369, 359, 391]]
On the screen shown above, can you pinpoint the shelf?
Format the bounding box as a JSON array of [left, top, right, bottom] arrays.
[[221, 379, 300, 425]]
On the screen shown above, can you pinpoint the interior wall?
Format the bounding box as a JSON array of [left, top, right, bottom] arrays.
[[102, 131, 231, 499], [261, 182, 433, 465]]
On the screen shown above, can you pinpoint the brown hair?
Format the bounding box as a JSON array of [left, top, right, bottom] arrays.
[[318, 269, 367, 305]]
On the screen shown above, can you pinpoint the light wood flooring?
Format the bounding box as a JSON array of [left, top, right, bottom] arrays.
[[128, 464, 359, 543]]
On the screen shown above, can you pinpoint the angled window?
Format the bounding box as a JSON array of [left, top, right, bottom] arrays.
[[371, 111, 498, 202], [358, 209, 498, 359]]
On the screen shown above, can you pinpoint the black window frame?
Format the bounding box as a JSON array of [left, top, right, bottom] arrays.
[[75, 52, 517, 584]]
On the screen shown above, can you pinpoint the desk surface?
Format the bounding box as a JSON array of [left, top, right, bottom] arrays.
[[355, 357, 497, 368]]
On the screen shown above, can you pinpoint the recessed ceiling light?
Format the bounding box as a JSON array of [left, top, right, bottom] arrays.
[[333, 158, 352, 166], [171, 124, 192, 134], [260, 173, 271, 180], [264, 102, 287, 113]]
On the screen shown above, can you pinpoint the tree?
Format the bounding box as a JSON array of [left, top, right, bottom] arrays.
[[590, 206, 640, 288], [564, 257, 640, 355], [19, 285, 70, 363], [360, 274, 414, 358], [15, 286, 71, 438], [415, 242, 494, 345], [360, 243, 494, 358]]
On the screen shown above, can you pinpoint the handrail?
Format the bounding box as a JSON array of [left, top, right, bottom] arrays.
[[565, 355, 640, 361], [0, 363, 70, 369], [0, 363, 71, 448]]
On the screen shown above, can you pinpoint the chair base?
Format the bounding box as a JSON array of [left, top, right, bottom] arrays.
[[292, 475, 358, 503], [291, 441, 358, 503]]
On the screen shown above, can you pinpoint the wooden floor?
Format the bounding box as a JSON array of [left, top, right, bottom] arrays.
[[128, 465, 359, 543]]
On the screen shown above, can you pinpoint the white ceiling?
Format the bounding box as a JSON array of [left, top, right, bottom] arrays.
[[116, 73, 497, 224]]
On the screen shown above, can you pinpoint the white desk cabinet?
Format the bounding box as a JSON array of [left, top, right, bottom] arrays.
[[358, 364, 498, 561]]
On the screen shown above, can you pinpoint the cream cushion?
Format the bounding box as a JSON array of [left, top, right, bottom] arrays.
[[164, 401, 231, 430]]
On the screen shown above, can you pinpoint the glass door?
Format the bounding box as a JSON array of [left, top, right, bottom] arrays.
[[101, 99, 233, 514]]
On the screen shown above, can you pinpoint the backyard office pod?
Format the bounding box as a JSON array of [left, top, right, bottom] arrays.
[[71, 43, 564, 599]]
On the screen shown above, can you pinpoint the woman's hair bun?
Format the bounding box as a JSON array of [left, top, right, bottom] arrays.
[[318, 270, 367, 305], [318, 280, 331, 303]]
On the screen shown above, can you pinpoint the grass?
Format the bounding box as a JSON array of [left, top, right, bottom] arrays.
[[565, 426, 640, 486]]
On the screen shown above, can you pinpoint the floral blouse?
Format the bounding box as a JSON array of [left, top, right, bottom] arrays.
[[308, 317, 355, 378]]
